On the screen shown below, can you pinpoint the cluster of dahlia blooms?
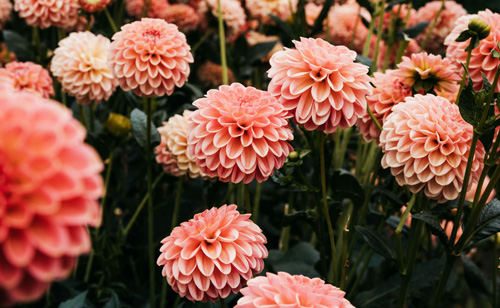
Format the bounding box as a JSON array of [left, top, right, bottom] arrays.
[[0, 61, 54, 99]]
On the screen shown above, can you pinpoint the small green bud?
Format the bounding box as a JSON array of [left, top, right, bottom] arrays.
[[105, 113, 131, 138], [288, 151, 300, 161], [468, 18, 491, 40]]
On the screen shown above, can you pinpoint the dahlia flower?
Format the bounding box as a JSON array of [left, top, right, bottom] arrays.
[[125, 0, 169, 18], [157, 204, 268, 302], [380, 94, 484, 203], [393, 52, 461, 93], [445, 10, 500, 92], [0, 0, 12, 29], [206, 0, 246, 41], [235, 272, 356, 308], [245, 0, 297, 24], [155, 110, 206, 178], [51, 32, 117, 105], [465, 176, 496, 203], [245, 31, 283, 63], [0, 84, 103, 306], [0, 43, 16, 66], [268, 37, 372, 133], [109, 18, 194, 97], [156, 4, 200, 33], [416, 1, 467, 54], [196, 60, 235, 88], [0, 61, 54, 99], [78, 0, 110, 12], [305, 2, 322, 27], [187, 83, 294, 184], [14, 0, 79, 29], [357, 70, 412, 143]]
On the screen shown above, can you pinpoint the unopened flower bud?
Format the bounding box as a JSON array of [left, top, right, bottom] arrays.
[[105, 113, 131, 138], [468, 18, 491, 40], [288, 151, 299, 161]]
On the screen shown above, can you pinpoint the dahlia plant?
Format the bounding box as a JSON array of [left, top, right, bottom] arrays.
[[1, 1, 500, 308]]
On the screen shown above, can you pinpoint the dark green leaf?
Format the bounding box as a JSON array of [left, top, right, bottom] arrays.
[[386, 216, 410, 236], [130, 108, 160, 150], [386, 0, 409, 11], [184, 82, 204, 98], [462, 255, 491, 296], [59, 291, 88, 308], [412, 212, 450, 249], [355, 55, 373, 69], [269, 14, 297, 40], [2, 30, 35, 62], [267, 242, 320, 277], [355, 226, 397, 260], [398, 22, 430, 39], [246, 41, 278, 64], [457, 66, 478, 125], [467, 198, 500, 246], [331, 169, 365, 206], [455, 29, 473, 42], [103, 292, 120, 308], [479, 126, 495, 151]]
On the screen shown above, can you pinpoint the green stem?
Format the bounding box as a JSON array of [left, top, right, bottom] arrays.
[[349, 250, 374, 295], [160, 280, 167, 308], [216, 0, 228, 85], [89, 103, 95, 133], [220, 298, 227, 308], [123, 173, 164, 235], [367, 105, 383, 131], [171, 177, 184, 229], [104, 7, 118, 33], [244, 184, 251, 215], [429, 254, 458, 308], [252, 182, 262, 222], [79, 104, 90, 129], [279, 201, 291, 252], [371, 0, 386, 73], [362, 9, 376, 57], [457, 39, 475, 100], [419, 0, 445, 52], [191, 29, 214, 53], [493, 233, 499, 308], [319, 133, 337, 284]]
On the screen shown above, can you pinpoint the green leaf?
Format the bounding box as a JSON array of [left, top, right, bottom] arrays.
[[310, 0, 333, 36], [246, 41, 278, 64], [355, 226, 397, 260], [130, 108, 160, 150], [457, 66, 478, 125], [184, 82, 204, 98], [462, 255, 491, 296], [386, 216, 410, 236], [331, 169, 365, 206], [267, 242, 320, 277], [355, 55, 373, 69], [269, 14, 298, 41], [398, 22, 430, 40], [455, 29, 473, 42], [2, 30, 36, 62], [467, 198, 500, 246], [59, 291, 88, 308], [103, 292, 120, 308], [412, 212, 450, 249]]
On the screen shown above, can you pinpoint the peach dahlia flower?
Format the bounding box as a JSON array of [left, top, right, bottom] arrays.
[[51, 32, 117, 105], [380, 94, 484, 203], [155, 110, 206, 179], [109, 18, 193, 97], [268, 37, 372, 133], [0, 0, 12, 29], [14, 0, 79, 29], [0, 84, 103, 306], [156, 4, 200, 33], [0, 61, 54, 99], [245, 0, 297, 24], [357, 70, 412, 143], [445, 10, 500, 92], [157, 204, 268, 302], [235, 272, 356, 308], [78, 0, 110, 12], [206, 0, 246, 41], [125, 0, 168, 19], [188, 83, 294, 184]]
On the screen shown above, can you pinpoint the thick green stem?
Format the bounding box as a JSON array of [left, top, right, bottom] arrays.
[[244, 184, 252, 215], [371, 0, 386, 73], [171, 177, 184, 229], [79, 105, 90, 129], [457, 40, 475, 100], [216, 0, 228, 85], [362, 10, 376, 57], [104, 7, 118, 33], [419, 0, 445, 52], [429, 254, 458, 308], [252, 182, 262, 222]]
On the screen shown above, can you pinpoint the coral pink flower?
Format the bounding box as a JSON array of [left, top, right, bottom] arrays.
[[245, 0, 297, 24], [109, 18, 194, 97], [188, 83, 294, 184], [0, 84, 103, 306], [305, 2, 322, 27], [205, 0, 246, 41], [268, 37, 372, 133], [51, 32, 117, 105], [157, 204, 268, 302], [157, 4, 200, 33], [380, 94, 484, 203], [357, 70, 412, 143], [466, 176, 496, 203], [155, 110, 206, 179], [393, 52, 461, 93], [0, 0, 12, 29], [0, 61, 54, 99], [416, 1, 467, 54], [78, 0, 110, 12], [235, 272, 356, 308], [441, 220, 463, 244], [445, 10, 500, 92], [14, 0, 79, 29], [125, 0, 168, 18]]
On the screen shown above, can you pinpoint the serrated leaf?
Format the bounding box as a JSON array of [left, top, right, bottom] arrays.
[[59, 291, 88, 308], [412, 212, 450, 249], [130, 108, 160, 150], [2, 30, 35, 62], [355, 226, 397, 260], [467, 199, 500, 246], [246, 41, 278, 64], [398, 22, 429, 39]]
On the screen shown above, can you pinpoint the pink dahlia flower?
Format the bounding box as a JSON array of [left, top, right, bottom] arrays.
[[78, 0, 110, 12], [206, 0, 246, 41], [305, 2, 322, 27], [0, 0, 12, 29], [465, 176, 496, 203], [188, 83, 294, 184], [393, 52, 461, 93], [445, 10, 500, 92], [51, 32, 117, 105], [0, 84, 103, 306], [155, 110, 206, 179], [109, 18, 193, 97], [14, 0, 79, 29], [157, 4, 200, 33], [357, 70, 412, 143], [0, 61, 54, 99], [416, 1, 467, 54], [157, 204, 268, 302], [380, 94, 484, 203], [125, 0, 169, 19], [245, 0, 297, 24], [235, 272, 356, 308], [268, 37, 372, 133]]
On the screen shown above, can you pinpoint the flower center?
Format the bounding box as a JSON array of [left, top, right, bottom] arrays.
[[143, 29, 161, 42]]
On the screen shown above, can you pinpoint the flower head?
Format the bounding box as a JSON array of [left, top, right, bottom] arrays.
[[78, 0, 110, 12], [14, 0, 79, 29], [393, 52, 461, 93], [125, 0, 169, 18], [51, 32, 117, 105], [235, 272, 356, 308], [156, 4, 200, 33], [357, 70, 412, 143], [0, 84, 103, 306], [0, 0, 12, 29], [0, 61, 54, 99], [445, 10, 500, 92], [109, 18, 194, 97], [196, 61, 235, 88], [188, 83, 294, 184], [380, 94, 484, 203], [157, 204, 268, 302], [245, 0, 297, 24], [155, 110, 206, 179], [268, 37, 372, 133], [206, 0, 246, 41], [305, 2, 322, 27]]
